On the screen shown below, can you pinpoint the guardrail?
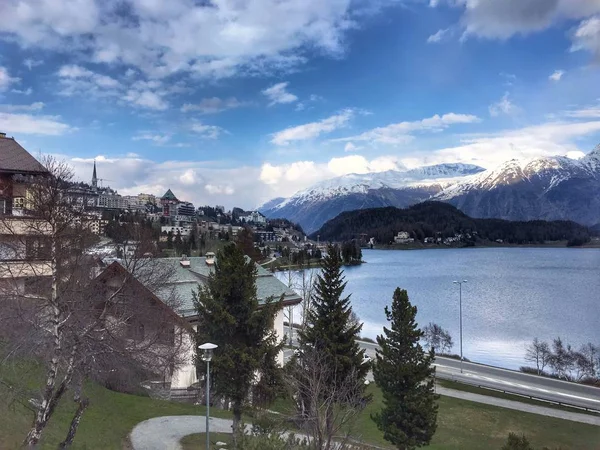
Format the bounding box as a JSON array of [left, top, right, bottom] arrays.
[[436, 375, 600, 415]]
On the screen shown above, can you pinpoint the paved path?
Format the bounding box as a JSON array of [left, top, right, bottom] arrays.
[[437, 387, 600, 426], [130, 390, 600, 449], [130, 416, 237, 450]]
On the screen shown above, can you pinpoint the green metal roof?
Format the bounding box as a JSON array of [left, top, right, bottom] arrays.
[[151, 257, 302, 318], [161, 189, 178, 201]]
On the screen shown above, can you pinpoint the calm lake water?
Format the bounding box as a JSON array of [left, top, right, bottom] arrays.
[[277, 248, 600, 370]]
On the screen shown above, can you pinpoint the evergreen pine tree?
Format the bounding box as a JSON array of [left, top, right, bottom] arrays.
[[194, 244, 284, 447], [372, 288, 438, 450], [298, 244, 368, 390]]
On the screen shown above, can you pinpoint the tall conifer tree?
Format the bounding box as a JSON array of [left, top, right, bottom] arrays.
[[298, 244, 368, 389], [194, 244, 283, 446], [372, 288, 438, 450]]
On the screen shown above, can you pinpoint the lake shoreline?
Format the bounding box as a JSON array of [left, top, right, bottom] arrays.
[[372, 240, 600, 251]]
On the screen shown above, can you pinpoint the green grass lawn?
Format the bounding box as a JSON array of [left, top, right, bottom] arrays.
[[1, 360, 598, 450], [270, 384, 600, 450], [180, 432, 232, 449], [0, 360, 231, 450], [437, 379, 600, 417], [357, 385, 600, 449]]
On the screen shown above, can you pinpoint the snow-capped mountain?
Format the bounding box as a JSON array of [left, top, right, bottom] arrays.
[[436, 145, 600, 225], [259, 163, 485, 233], [259, 145, 600, 233]]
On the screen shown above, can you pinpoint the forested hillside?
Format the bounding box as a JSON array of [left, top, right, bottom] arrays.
[[312, 202, 591, 246]]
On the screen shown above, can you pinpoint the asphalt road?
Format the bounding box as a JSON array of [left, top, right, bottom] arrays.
[[283, 332, 600, 412]]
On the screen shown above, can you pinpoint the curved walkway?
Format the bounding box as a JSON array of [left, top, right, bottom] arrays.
[[131, 416, 236, 450], [130, 389, 600, 450]]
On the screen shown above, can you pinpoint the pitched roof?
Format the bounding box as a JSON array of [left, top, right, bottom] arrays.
[[0, 136, 47, 174], [94, 261, 192, 331], [150, 256, 302, 318], [161, 189, 178, 201]]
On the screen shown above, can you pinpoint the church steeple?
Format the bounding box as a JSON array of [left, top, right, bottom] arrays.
[[92, 160, 98, 189]]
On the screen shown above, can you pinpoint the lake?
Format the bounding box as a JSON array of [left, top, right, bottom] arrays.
[[277, 247, 600, 370]]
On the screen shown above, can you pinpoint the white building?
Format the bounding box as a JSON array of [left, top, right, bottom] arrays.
[[394, 231, 414, 244], [149, 256, 302, 390], [239, 211, 267, 224]]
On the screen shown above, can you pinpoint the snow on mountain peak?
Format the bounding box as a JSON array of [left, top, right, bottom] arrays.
[[264, 163, 485, 209]]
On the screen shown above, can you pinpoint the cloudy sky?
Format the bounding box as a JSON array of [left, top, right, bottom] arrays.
[[1, 0, 600, 209]]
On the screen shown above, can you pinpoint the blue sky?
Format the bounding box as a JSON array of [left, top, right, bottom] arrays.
[[1, 0, 600, 209]]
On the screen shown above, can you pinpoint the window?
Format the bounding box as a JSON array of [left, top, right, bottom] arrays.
[[13, 197, 24, 209]]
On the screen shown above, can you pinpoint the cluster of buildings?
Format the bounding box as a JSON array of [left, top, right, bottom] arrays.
[[0, 132, 302, 399]]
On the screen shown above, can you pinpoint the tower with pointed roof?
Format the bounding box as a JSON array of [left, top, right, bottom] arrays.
[[92, 160, 98, 190], [160, 189, 179, 217]]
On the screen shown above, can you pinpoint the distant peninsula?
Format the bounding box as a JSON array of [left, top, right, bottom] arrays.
[[310, 202, 596, 249]]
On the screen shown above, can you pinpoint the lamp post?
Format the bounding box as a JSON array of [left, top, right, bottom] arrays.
[[198, 343, 218, 450], [452, 280, 467, 373]]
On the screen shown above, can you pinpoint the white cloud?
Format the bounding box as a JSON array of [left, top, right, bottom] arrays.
[[563, 103, 600, 118], [0, 112, 73, 135], [262, 82, 298, 106], [427, 28, 452, 43], [123, 90, 168, 110], [549, 70, 565, 81], [430, 120, 600, 169], [259, 163, 283, 185], [344, 142, 360, 152], [271, 109, 354, 145], [190, 121, 226, 139], [132, 133, 171, 145], [333, 112, 481, 145], [23, 58, 43, 70], [489, 92, 518, 117], [11, 87, 33, 95], [58, 64, 121, 96], [0, 67, 20, 92], [431, 0, 600, 59], [566, 150, 586, 159], [181, 97, 246, 114], [179, 169, 198, 186], [0, 102, 45, 112], [205, 184, 235, 195], [570, 15, 600, 59], [0, 0, 372, 80]]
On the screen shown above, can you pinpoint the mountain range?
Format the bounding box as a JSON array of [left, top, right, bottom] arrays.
[[259, 145, 600, 234]]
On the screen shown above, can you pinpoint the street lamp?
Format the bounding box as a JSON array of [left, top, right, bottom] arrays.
[[452, 280, 467, 373], [198, 342, 218, 450]]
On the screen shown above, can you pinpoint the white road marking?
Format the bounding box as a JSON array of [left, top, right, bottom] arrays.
[[433, 365, 600, 404]]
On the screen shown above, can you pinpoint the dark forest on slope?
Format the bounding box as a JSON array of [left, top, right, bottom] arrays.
[[311, 202, 592, 246]]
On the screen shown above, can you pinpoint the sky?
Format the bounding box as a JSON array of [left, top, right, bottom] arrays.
[[1, 0, 600, 210]]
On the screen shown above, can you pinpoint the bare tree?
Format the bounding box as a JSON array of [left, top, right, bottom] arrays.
[[548, 338, 575, 381], [283, 268, 317, 344], [524, 338, 552, 375], [422, 323, 454, 354], [287, 348, 367, 450], [0, 157, 189, 447], [579, 343, 598, 380]]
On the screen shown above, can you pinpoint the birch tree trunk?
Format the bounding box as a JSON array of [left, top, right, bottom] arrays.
[[24, 234, 60, 447]]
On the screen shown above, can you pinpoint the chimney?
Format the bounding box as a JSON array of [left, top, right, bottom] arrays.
[[0, 132, 6, 138], [179, 254, 191, 268]]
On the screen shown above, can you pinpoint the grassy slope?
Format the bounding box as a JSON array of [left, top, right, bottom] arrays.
[[0, 360, 231, 450], [1, 361, 598, 450], [355, 385, 600, 450]]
